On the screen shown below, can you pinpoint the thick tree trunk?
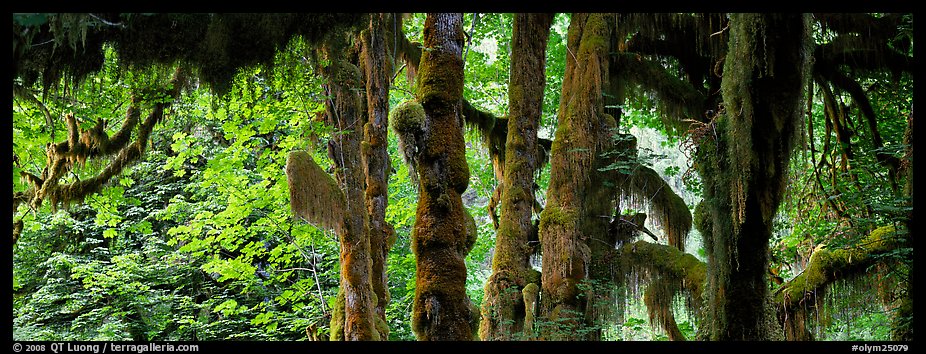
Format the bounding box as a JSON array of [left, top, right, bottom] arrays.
[[322, 36, 378, 341], [700, 13, 810, 340], [538, 13, 613, 341], [361, 13, 397, 340], [479, 13, 553, 341], [410, 13, 477, 341]]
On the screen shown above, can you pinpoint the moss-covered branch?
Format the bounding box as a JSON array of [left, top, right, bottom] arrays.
[[618, 165, 692, 251], [774, 226, 903, 340], [14, 67, 189, 245], [619, 240, 706, 340], [611, 52, 708, 136], [620, 240, 707, 298]]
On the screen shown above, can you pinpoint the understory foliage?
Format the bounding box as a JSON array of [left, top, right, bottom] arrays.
[[13, 12, 913, 341]]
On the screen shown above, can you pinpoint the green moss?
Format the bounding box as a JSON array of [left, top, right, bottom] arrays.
[[390, 100, 425, 134], [538, 205, 581, 249], [464, 208, 477, 253], [867, 225, 896, 247], [693, 201, 711, 236], [576, 14, 610, 60], [504, 185, 529, 205], [329, 289, 346, 341], [539, 206, 578, 232], [523, 282, 540, 296], [416, 54, 465, 108]]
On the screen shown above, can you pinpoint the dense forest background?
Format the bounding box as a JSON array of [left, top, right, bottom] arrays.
[[12, 13, 913, 341]]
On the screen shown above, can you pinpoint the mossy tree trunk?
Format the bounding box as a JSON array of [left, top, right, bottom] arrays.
[[479, 13, 553, 341], [360, 13, 398, 340], [892, 108, 913, 341], [410, 13, 477, 341], [321, 33, 379, 341], [538, 13, 613, 341], [698, 13, 810, 340]]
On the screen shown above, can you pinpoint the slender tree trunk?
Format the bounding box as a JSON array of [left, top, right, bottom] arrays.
[[700, 13, 810, 340], [322, 34, 379, 341], [539, 13, 613, 341], [479, 13, 553, 341], [892, 107, 913, 341], [360, 13, 397, 340], [410, 13, 477, 341]]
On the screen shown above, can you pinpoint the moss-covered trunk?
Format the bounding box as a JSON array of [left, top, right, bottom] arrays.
[[410, 13, 477, 341], [321, 36, 379, 341], [360, 13, 397, 340], [892, 108, 913, 341], [479, 13, 553, 341], [699, 13, 810, 340], [538, 13, 613, 341]]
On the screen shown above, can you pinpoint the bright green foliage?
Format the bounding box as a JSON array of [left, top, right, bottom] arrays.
[[12, 13, 912, 342]]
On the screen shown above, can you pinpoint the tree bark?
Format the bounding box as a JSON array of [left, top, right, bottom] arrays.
[[700, 13, 810, 340], [321, 34, 378, 341], [479, 13, 553, 341], [538, 13, 613, 341], [410, 13, 477, 341], [360, 13, 397, 340]]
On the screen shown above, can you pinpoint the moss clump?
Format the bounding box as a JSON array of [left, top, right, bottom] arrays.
[[285, 150, 346, 232], [389, 100, 424, 134], [693, 201, 711, 236], [389, 99, 426, 186], [463, 208, 478, 254]]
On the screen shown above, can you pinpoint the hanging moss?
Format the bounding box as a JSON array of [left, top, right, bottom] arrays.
[[389, 99, 426, 188], [643, 277, 686, 341], [620, 165, 692, 251], [15, 68, 188, 222], [285, 151, 346, 232], [620, 240, 707, 339], [14, 13, 366, 95], [614, 53, 707, 134], [775, 226, 899, 308]]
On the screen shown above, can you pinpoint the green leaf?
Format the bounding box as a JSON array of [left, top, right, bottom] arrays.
[[103, 228, 118, 239], [214, 299, 240, 316]]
